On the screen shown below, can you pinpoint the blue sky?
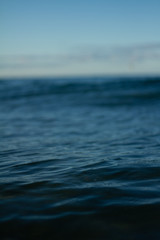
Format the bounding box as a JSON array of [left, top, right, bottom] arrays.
[[0, 0, 160, 77]]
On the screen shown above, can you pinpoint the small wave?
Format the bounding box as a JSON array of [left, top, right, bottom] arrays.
[[0, 76, 160, 99], [0, 76, 160, 111], [1, 76, 160, 240]]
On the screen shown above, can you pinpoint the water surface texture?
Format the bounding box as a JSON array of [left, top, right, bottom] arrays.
[[0, 76, 160, 240]]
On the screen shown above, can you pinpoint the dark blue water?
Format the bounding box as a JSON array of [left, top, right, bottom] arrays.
[[0, 76, 160, 240]]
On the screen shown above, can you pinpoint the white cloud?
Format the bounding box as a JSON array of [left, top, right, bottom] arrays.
[[0, 42, 160, 76]]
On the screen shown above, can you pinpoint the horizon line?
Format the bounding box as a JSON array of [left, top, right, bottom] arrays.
[[0, 72, 160, 80]]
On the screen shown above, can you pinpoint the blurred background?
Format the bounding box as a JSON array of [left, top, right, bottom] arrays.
[[1, 1, 160, 240], [0, 0, 160, 78]]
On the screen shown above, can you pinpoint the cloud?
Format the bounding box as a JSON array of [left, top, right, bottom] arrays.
[[0, 42, 160, 75], [114, 43, 160, 60]]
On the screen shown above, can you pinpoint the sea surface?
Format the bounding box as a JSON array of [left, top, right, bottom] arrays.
[[0, 76, 160, 240]]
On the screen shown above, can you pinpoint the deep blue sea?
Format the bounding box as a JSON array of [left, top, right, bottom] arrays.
[[0, 76, 160, 240]]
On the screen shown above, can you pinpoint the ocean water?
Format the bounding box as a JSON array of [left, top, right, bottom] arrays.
[[0, 76, 160, 240]]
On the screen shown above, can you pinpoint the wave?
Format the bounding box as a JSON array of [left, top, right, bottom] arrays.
[[0, 77, 160, 108], [1, 76, 160, 239]]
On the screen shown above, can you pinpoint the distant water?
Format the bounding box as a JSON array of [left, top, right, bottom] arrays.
[[0, 76, 160, 240]]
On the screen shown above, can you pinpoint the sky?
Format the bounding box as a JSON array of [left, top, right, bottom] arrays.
[[0, 0, 160, 77]]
